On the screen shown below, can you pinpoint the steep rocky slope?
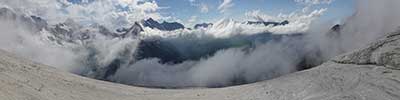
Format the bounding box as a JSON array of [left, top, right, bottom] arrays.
[[1, 32, 400, 100]]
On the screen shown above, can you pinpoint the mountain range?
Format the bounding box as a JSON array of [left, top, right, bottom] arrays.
[[0, 7, 317, 88]]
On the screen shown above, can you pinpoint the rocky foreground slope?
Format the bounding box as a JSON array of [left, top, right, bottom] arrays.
[[1, 32, 400, 100]]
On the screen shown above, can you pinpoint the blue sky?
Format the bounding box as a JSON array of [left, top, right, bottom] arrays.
[[65, 0, 355, 26], [155, 0, 355, 24]]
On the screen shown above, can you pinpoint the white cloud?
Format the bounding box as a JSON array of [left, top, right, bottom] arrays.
[[110, 36, 303, 87], [188, 0, 209, 14], [243, 8, 327, 34], [245, 10, 277, 22], [238, 0, 332, 34], [294, 0, 334, 5], [133, 1, 160, 12], [338, 0, 400, 52], [270, 8, 327, 34], [188, 16, 198, 23], [218, 0, 234, 13], [200, 3, 209, 13], [0, 0, 166, 30], [183, 16, 198, 27]]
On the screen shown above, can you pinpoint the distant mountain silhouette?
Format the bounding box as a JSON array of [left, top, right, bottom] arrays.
[[142, 18, 185, 31], [246, 20, 289, 26], [194, 23, 213, 29]]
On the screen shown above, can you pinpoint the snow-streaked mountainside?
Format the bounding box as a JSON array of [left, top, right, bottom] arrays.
[[142, 18, 185, 31]]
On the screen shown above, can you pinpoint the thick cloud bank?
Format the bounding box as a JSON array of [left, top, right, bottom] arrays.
[[338, 0, 400, 52], [109, 36, 306, 88]]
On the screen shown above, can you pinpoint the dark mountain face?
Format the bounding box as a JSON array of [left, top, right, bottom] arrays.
[[194, 23, 213, 29], [325, 24, 342, 39], [29, 16, 48, 31], [0, 8, 17, 20], [116, 22, 144, 38], [331, 24, 341, 32], [49, 19, 144, 45], [0, 8, 48, 32], [246, 20, 289, 26], [134, 33, 300, 64], [142, 18, 185, 31]]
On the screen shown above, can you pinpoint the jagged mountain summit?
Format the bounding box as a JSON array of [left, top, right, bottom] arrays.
[[0, 8, 48, 32], [194, 23, 213, 29], [116, 22, 144, 38], [245, 20, 290, 26], [142, 18, 185, 31]]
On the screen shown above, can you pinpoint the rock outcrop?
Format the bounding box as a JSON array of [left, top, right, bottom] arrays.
[[1, 30, 400, 100], [116, 22, 144, 38], [0, 8, 48, 32], [334, 31, 400, 70], [245, 20, 289, 26], [142, 18, 185, 31], [194, 23, 213, 29]]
